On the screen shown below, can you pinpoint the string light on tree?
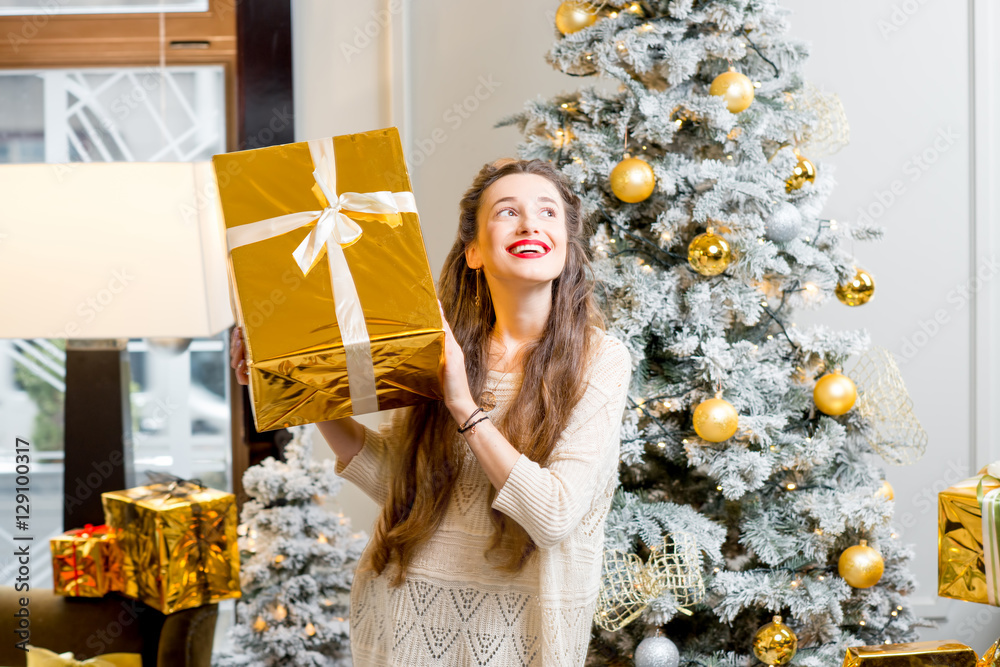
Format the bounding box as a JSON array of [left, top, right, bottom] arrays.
[[838, 540, 885, 588], [693, 395, 739, 442], [688, 230, 732, 276], [785, 150, 817, 192], [814, 372, 857, 416], [709, 68, 755, 113], [876, 480, 894, 501], [555, 0, 598, 35], [610, 157, 655, 203], [752, 616, 798, 666], [836, 268, 875, 306]]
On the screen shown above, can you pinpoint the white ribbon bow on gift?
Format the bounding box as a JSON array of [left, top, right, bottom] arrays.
[[225, 138, 418, 415]]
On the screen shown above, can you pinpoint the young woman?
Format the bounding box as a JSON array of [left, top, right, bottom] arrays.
[[230, 159, 631, 666]]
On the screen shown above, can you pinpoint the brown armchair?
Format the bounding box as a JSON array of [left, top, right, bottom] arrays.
[[0, 588, 217, 667]]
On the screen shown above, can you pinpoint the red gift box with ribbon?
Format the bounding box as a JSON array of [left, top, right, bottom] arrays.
[[50, 524, 124, 597]]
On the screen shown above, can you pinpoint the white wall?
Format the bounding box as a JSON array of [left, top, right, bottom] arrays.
[[291, 0, 1000, 651]]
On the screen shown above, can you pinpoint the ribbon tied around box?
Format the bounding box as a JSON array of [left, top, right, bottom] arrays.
[[977, 461, 1000, 605], [225, 138, 418, 415]]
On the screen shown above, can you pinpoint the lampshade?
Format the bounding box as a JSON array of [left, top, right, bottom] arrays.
[[0, 161, 233, 339]]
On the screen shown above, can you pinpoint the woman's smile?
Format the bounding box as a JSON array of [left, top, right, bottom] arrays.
[[506, 239, 552, 258]]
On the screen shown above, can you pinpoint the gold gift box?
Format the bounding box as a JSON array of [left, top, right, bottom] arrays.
[[102, 482, 240, 614], [50, 525, 123, 597], [213, 127, 444, 432], [938, 471, 1000, 605], [843, 641, 979, 667]]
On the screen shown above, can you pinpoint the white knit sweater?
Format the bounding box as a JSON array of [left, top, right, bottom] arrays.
[[335, 332, 631, 666]]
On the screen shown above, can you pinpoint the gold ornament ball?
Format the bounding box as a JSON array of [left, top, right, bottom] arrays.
[[555, 1, 598, 35], [876, 480, 894, 502], [836, 269, 875, 306], [785, 155, 817, 192], [709, 70, 755, 113], [688, 232, 732, 276], [752, 616, 798, 666], [838, 540, 885, 589], [693, 397, 739, 442], [609, 157, 656, 203], [813, 372, 857, 416]]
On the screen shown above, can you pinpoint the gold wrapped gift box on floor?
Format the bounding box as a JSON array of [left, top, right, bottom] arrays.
[[50, 525, 123, 597], [843, 641, 979, 667], [938, 463, 1000, 605], [102, 481, 240, 614], [213, 127, 444, 432]]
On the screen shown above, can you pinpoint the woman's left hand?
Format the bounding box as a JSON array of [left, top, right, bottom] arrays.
[[438, 300, 477, 420]]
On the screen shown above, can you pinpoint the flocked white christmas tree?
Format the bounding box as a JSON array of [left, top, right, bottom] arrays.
[[502, 1, 925, 665], [213, 425, 366, 667]]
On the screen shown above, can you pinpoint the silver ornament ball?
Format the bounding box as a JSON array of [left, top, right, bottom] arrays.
[[634, 635, 679, 667], [764, 202, 803, 243]]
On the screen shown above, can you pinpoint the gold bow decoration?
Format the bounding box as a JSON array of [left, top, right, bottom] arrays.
[[594, 531, 705, 632], [789, 82, 850, 159], [850, 347, 928, 466], [25, 646, 141, 667]]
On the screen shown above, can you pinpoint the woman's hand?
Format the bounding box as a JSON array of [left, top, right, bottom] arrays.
[[229, 326, 250, 386], [438, 301, 478, 423]]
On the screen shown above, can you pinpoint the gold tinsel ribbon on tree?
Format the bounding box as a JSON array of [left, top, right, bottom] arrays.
[[594, 531, 705, 632], [850, 347, 928, 466]]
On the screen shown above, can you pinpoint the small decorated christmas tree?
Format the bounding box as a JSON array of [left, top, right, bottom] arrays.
[[213, 425, 367, 667]]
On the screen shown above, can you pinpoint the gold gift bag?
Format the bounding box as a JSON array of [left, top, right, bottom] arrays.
[[938, 463, 1000, 605], [843, 641, 979, 667], [50, 524, 123, 597], [102, 480, 240, 614], [213, 127, 444, 432]]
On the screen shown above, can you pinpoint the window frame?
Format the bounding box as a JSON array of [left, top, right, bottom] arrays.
[[0, 0, 239, 151]]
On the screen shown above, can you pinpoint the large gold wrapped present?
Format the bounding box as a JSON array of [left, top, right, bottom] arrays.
[[938, 462, 1000, 605], [101, 480, 240, 614], [50, 524, 123, 597], [213, 127, 444, 432], [843, 641, 979, 667]]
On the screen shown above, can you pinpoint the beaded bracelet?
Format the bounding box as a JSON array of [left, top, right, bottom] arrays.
[[458, 414, 490, 435]]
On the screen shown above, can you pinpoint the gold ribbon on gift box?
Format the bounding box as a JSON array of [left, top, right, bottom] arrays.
[[225, 138, 417, 415], [939, 462, 1000, 606]]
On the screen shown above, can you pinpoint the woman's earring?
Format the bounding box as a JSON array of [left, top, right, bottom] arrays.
[[474, 269, 481, 307]]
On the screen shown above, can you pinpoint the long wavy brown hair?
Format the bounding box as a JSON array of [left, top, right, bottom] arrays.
[[365, 159, 604, 586]]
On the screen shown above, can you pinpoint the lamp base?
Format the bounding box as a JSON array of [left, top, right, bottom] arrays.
[[63, 340, 134, 527]]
